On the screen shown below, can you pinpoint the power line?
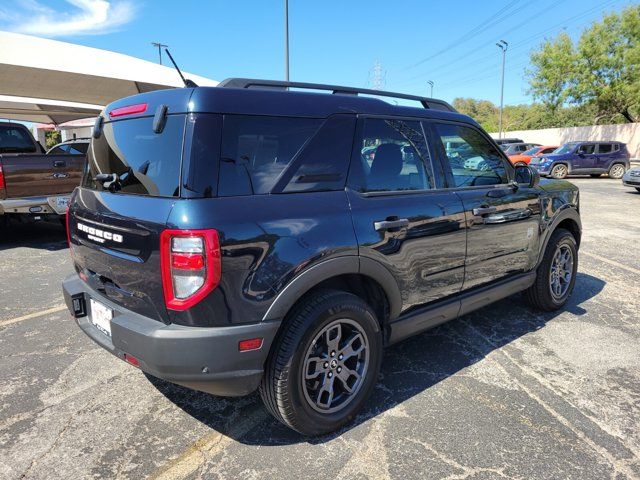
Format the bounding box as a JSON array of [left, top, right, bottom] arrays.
[[402, 0, 525, 70], [394, 0, 618, 88]]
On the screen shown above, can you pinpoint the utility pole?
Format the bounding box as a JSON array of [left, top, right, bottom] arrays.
[[496, 40, 508, 139], [284, 0, 289, 81], [427, 80, 434, 97], [151, 42, 168, 65]]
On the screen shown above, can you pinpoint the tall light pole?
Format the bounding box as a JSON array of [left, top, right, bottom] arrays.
[[496, 40, 508, 139], [284, 0, 290, 81], [151, 42, 168, 65], [427, 80, 434, 97]]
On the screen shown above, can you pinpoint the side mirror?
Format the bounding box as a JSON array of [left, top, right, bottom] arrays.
[[515, 165, 540, 187]]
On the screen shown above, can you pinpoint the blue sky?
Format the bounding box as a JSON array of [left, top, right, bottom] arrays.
[[1, 0, 635, 106]]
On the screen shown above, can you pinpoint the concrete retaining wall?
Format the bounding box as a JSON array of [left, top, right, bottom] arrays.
[[491, 122, 639, 159]]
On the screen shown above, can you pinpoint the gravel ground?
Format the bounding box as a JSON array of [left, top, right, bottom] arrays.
[[1, 177, 639, 480]]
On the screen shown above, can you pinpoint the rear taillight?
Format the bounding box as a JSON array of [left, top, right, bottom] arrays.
[[160, 229, 221, 310], [0, 163, 5, 195], [65, 205, 72, 251]]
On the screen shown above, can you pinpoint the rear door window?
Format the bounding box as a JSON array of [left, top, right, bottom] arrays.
[[348, 118, 434, 193], [218, 115, 321, 196], [83, 115, 185, 197], [597, 143, 613, 154]]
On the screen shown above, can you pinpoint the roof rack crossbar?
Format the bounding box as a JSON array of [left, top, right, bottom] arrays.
[[217, 78, 457, 112]]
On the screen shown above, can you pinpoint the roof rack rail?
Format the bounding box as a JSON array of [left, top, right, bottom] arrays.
[[217, 78, 457, 113]]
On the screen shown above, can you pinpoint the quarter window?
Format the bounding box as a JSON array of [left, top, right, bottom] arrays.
[[348, 118, 433, 192], [433, 123, 508, 187], [219, 115, 321, 196]]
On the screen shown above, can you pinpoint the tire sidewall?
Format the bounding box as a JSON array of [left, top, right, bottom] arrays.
[[285, 295, 382, 434], [551, 164, 567, 179], [544, 232, 578, 307], [609, 164, 625, 179]]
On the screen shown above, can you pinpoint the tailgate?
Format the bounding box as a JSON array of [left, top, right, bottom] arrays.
[[69, 100, 190, 323], [69, 189, 175, 322]]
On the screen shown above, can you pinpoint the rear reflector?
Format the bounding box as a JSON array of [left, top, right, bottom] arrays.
[[238, 338, 263, 352], [109, 103, 148, 118], [124, 353, 140, 367]]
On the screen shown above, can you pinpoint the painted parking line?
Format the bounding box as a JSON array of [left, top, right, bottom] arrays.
[[581, 251, 640, 276], [0, 304, 67, 328]]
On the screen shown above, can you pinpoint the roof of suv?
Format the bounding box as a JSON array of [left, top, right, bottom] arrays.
[[102, 78, 477, 126]]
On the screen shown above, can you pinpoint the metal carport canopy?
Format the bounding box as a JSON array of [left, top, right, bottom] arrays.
[[0, 31, 218, 123]]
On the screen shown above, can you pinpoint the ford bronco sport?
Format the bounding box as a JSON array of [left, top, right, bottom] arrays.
[[62, 79, 581, 435]]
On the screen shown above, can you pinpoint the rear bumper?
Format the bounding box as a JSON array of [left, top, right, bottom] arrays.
[[0, 195, 69, 215], [62, 274, 280, 397]]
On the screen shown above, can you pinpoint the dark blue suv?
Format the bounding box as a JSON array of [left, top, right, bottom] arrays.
[[530, 141, 630, 179], [62, 79, 581, 435]]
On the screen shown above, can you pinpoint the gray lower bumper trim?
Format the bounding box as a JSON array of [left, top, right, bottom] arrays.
[[63, 274, 281, 397]]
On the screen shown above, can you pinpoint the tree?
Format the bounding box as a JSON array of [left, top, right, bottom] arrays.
[[45, 130, 61, 149], [528, 5, 640, 123]]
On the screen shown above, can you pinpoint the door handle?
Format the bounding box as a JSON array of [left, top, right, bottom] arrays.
[[53, 160, 66, 167], [374, 218, 409, 231], [472, 206, 498, 216]]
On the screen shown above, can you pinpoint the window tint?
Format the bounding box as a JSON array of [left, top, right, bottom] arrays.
[[68, 142, 88, 154], [542, 147, 556, 154], [218, 115, 321, 196], [0, 125, 37, 153], [82, 115, 185, 197], [597, 143, 612, 154], [579, 144, 596, 154], [433, 123, 508, 187], [281, 115, 355, 193], [48, 146, 66, 155], [348, 118, 433, 192]]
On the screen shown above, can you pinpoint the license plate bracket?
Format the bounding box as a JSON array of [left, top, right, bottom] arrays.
[[47, 196, 71, 214]]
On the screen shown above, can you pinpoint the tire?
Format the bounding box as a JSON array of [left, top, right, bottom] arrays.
[[525, 228, 578, 311], [260, 290, 382, 436], [608, 163, 625, 179], [590, 174, 602, 178], [550, 164, 568, 179]]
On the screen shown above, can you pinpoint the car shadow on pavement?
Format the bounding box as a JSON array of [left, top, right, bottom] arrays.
[[0, 221, 68, 252], [148, 271, 605, 446]]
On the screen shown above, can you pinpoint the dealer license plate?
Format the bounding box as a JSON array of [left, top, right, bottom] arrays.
[[90, 298, 113, 337]]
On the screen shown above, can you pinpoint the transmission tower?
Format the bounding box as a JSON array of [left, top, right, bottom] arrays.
[[368, 60, 386, 90]]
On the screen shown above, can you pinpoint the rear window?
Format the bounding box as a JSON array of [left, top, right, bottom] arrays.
[[218, 115, 321, 196], [82, 115, 185, 197], [0, 125, 36, 153]]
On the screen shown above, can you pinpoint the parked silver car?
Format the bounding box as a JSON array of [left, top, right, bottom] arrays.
[[622, 167, 640, 193]]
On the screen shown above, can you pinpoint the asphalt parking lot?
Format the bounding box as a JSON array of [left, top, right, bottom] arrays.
[[1, 178, 639, 480]]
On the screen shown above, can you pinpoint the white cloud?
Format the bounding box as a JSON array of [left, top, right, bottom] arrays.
[[0, 0, 136, 37]]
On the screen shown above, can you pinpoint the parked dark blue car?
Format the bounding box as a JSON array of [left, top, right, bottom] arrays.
[[530, 141, 630, 179]]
